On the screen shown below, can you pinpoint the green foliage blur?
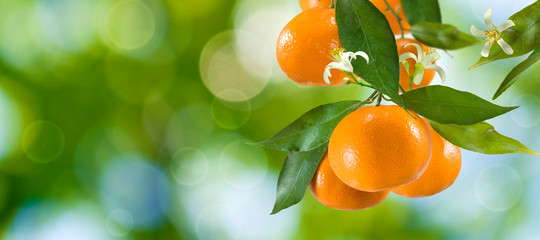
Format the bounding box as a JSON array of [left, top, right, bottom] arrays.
[[0, 0, 538, 239]]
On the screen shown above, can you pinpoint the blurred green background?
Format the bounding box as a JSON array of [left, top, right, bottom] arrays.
[[0, 0, 539, 239]]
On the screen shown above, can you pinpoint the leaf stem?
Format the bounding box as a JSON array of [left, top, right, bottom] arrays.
[[382, 0, 405, 38], [344, 72, 375, 89]]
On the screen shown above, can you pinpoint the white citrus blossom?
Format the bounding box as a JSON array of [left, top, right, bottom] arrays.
[[470, 8, 515, 57], [399, 43, 446, 86], [323, 48, 369, 84]]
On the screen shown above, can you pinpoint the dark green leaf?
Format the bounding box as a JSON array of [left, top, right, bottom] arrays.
[[493, 46, 540, 99], [472, 1, 540, 68], [411, 22, 482, 50], [429, 120, 539, 155], [271, 144, 327, 214], [336, 0, 404, 107], [402, 85, 517, 125], [401, 0, 441, 26], [252, 101, 362, 152]]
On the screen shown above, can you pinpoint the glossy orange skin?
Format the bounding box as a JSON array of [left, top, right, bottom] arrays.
[[276, 8, 347, 86], [328, 105, 432, 192], [299, 0, 332, 11], [309, 152, 390, 210], [397, 38, 436, 91], [393, 118, 461, 198], [371, 0, 410, 35]]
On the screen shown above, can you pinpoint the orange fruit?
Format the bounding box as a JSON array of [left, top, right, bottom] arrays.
[[328, 105, 432, 192], [309, 152, 390, 210], [371, 0, 410, 35], [276, 8, 347, 86], [393, 118, 461, 198], [299, 0, 332, 11], [397, 38, 436, 91]]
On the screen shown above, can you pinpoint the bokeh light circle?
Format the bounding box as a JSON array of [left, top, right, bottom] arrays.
[[195, 205, 243, 240], [6, 201, 112, 240], [211, 90, 251, 129], [99, 154, 170, 230], [200, 30, 271, 102], [0, 2, 42, 69], [37, 0, 97, 53], [106, 209, 134, 237], [170, 147, 209, 186], [475, 164, 522, 212], [234, 3, 297, 81], [219, 140, 268, 189], [22, 121, 65, 164], [104, 0, 155, 50], [511, 94, 540, 128]]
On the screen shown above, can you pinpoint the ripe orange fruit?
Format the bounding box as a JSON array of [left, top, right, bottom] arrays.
[[309, 152, 390, 210], [328, 105, 432, 192], [393, 118, 461, 198], [371, 0, 410, 35], [397, 38, 436, 91], [299, 0, 332, 11], [276, 8, 347, 86]]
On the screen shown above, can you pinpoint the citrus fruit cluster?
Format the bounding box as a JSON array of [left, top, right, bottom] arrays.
[[276, 0, 461, 211], [277, 0, 441, 90], [311, 105, 461, 210]]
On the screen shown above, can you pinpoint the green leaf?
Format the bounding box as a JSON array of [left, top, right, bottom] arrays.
[[336, 0, 404, 107], [493, 46, 540, 100], [401, 0, 441, 26], [429, 120, 539, 155], [271, 144, 327, 214], [410, 22, 482, 50], [252, 101, 362, 152], [401, 85, 517, 125], [472, 1, 540, 68]]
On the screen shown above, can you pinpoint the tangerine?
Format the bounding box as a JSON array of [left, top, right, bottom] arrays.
[[276, 8, 347, 86], [299, 0, 332, 11], [328, 105, 432, 192], [309, 152, 390, 210], [393, 118, 461, 198]]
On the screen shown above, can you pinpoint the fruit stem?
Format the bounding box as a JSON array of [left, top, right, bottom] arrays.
[[330, 0, 335, 8], [375, 93, 383, 106], [383, 0, 405, 38], [366, 90, 379, 103]]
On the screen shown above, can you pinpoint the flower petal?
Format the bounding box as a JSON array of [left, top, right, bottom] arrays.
[[413, 71, 424, 85], [481, 41, 493, 57], [399, 52, 418, 63], [425, 64, 446, 83], [339, 61, 354, 73], [323, 62, 340, 84], [497, 20, 515, 33], [484, 8, 496, 30], [497, 38, 514, 55], [352, 51, 370, 63], [421, 51, 441, 66], [401, 61, 410, 76], [342, 51, 354, 61], [405, 43, 423, 61], [470, 25, 487, 37]]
